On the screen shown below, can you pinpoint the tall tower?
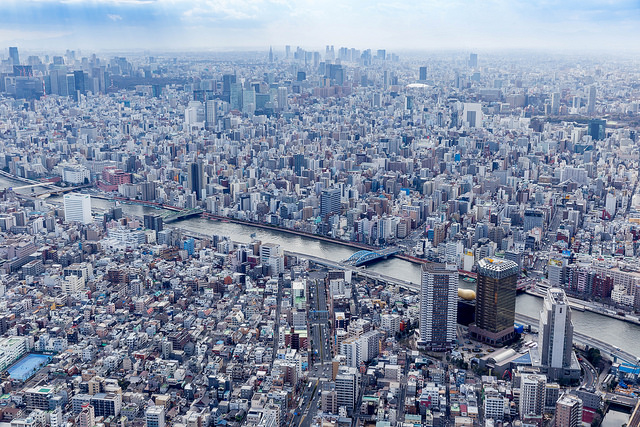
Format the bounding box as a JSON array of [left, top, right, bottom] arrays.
[[187, 161, 205, 200], [418, 262, 458, 350], [9, 47, 19, 66], [538, 288, 574, 369], [587, 85, 596, 114], [551, 92, 560, 115], [471, 257, 519, 346], [469, 52, 478, 68], [419, 66, 427, 82]]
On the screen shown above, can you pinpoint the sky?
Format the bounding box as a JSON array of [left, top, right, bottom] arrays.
[[1, 0, 639, 53]]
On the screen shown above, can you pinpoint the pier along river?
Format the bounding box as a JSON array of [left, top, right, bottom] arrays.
[[3, 175, 639, 360]]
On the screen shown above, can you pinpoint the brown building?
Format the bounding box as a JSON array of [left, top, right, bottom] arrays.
[[470, 257, 518, 346]]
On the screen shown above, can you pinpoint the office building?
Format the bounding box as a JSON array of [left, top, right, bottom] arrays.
[[533, 288, 581, 380], [588, 118, 606, 140], [143, 214, 163, 233], [418, 262, 458, 350], [555, 394, 582, 427], [335, 366, 360, 414], [539, 288, 574, 369], [90, 393, 122, 417], [470, 257, 519, 345], [187, 161, 205, 200], [519, 374, 547, 418], [587, 85, 596, 113], [63, 193, 92, 225], [469, 53, 478, 68], [524, 209, 544, 232], [551, 92, 560, 115], [9, 47, 19, 65], [419, 66, 427, 81], [320, 188, 341, 217], [340, 330, 381, 367], [146, 405, 166, 427]]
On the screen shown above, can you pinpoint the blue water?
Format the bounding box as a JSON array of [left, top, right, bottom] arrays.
[[7, 354, 52, 381]]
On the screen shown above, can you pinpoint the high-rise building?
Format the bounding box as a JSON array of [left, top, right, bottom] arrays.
[[551, 92, 560, 115], [143, 214, 163, 233], [320, 188, 341, 217], [293, 153, 305, 176], [519, 374, 547, 418], [538, 288, 574, 369], [470, 257, 519, 345], [555, 394, 582, 427], [277, 86, 288, 111], [9, 47, 19, 65], [419, 66, 427, 81], [469, 53, 478, 68], [418, 262, 458, 350], [587, 85, 596, 114], [524, 209, 544, 232], [146, 405, 166, 427], [188, 161, 205, 200], [335, 366, 360, 413], [588, 118, 606, 141], [63, 193, 92, 224]]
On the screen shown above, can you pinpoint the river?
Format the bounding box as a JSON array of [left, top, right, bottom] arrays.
[[3, 177, 640, 359]]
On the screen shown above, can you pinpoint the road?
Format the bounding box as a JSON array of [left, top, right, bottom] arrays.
[[579, 356, 597, 390], [514, 313, 639, 363], [292, 271, 333, 427]]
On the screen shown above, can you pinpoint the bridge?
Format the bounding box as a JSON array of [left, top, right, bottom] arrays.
[[342, 247, 402, 266], [160, 208, 203, 223]]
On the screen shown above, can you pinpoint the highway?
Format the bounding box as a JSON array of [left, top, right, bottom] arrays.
[[514, 313, 639, 363]]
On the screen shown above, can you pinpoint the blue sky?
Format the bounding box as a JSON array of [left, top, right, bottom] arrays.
[[1, 0, 639, 52]]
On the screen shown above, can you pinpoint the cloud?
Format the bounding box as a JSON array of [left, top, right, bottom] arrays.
[[0, 0, 639, 51]]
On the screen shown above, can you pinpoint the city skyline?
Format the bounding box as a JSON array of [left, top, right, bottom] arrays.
[[1, 0, 640, 52]]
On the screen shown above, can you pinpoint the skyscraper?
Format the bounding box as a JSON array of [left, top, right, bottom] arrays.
[[187, 161, 205, 200], [587, 85, 596, 114], [470, 257, 519, 345], [551, 92, 560, 115], [9, 47, 19, 66], [64, 193, 92, 224], [320, 188, 341, 217], [555, 394, 582, 427], [418, 262, 458, 350], [419, 66, 427, 81], [539, 288, 574, 367], [469, 52, 478, 68]]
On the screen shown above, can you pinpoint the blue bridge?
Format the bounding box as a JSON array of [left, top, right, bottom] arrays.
[[342, 247, 402, 266]]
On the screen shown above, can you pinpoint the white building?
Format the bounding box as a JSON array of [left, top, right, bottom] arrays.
[[0, 336, 28, 371], [145, 405, 166, 427], [519, 374, 547, 417], [63, 193, 92, 224]]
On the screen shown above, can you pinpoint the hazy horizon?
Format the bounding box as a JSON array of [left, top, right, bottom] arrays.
[[1, 0, 640, 53]]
